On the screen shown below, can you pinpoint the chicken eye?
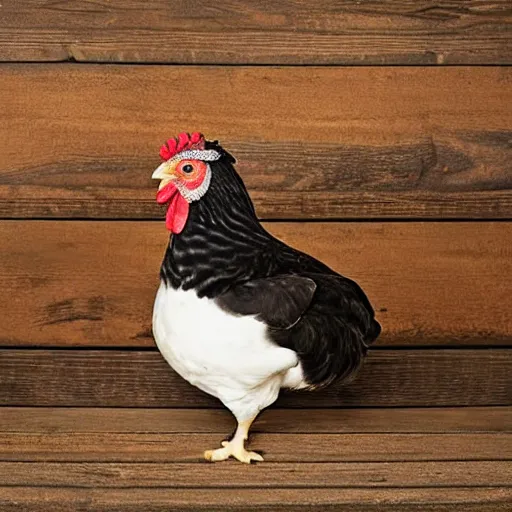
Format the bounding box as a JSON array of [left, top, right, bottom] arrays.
[[182, 164, 194, 174]]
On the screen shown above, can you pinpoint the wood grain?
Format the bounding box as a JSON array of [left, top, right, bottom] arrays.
[[0, 349, 510, 407], [0, 66, 510, 220], [0, 1, 510, 64], [2, 461, 510, 488], [1, 432, 510, 463], [1, 221, 510, 347], [0, 487, 510, 512], [2, 407, 509, 433]]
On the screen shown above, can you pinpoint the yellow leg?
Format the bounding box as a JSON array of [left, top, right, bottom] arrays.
[[204, 417, 263, 464]]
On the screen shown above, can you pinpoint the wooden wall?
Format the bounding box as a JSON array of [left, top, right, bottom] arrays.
[[0, 1, 511, 409]]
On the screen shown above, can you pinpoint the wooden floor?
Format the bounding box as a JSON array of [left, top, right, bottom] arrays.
[[1, 406, 511, 511]]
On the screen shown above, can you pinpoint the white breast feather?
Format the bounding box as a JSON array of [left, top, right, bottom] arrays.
[[152, 282, 306, 419]]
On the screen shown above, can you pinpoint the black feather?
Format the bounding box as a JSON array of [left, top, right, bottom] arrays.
[[269, 273, 380, 388], [217, 275, 316, 330]]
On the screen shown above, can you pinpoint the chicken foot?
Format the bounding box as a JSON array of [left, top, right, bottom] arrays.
[[204, 417, 263, 463]]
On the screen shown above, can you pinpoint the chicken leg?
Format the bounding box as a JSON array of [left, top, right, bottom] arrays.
[[204, 416, 263, 463]]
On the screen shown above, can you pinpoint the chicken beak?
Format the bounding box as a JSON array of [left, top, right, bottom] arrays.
[[152, 162, 176, 190], [152, 162, 171, 181]]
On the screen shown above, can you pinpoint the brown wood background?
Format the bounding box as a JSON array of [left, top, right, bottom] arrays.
[[1, 66, 511, 220], [0, 2, 511, 509], [0, 0, 510, 405], [1, 1, 511, 64]]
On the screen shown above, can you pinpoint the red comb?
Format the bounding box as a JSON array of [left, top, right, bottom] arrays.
[[159, 132, 205, 161]]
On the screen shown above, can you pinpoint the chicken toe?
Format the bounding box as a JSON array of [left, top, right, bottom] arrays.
[[204, 442, 263, 463], [204, 417, 263, 464]]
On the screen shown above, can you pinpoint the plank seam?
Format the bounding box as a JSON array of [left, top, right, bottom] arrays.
[[0, 61, 511, 68]]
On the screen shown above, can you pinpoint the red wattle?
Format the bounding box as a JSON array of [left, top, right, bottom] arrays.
[[157, 182, 189, 234], [167, 194, 189, 234], [156, 182, 178, 205]]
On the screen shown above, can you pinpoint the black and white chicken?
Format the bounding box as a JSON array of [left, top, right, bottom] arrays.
[[152, 132, 381, 463]]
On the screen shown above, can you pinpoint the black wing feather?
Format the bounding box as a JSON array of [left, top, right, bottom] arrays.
[[216, 275, 317, 330]]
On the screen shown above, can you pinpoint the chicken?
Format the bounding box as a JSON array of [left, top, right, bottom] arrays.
[[151, 132, 381, 463]]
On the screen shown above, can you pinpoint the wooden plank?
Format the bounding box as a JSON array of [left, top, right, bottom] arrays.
[[0, 65, 510, 220], [1, 433, 510, 463], [0, 1, 510, 64], [1, 461, 510, 488], [0, 488, 510, 512], [0, 349, 510, 407], [0, 221, 510, 348], [2, 407, 509, 434]]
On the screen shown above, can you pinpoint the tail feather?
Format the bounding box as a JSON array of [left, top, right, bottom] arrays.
[[364, 318, 382, 347]]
